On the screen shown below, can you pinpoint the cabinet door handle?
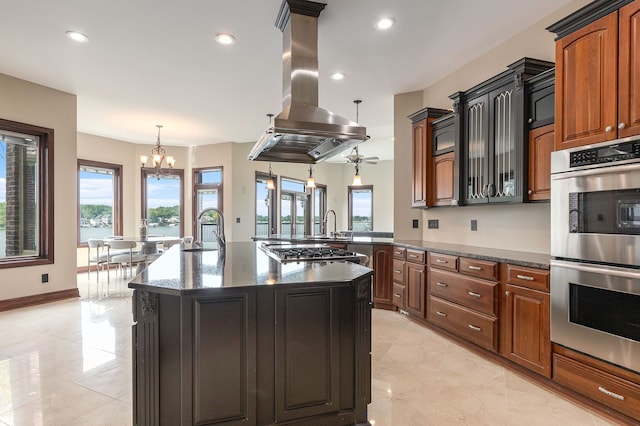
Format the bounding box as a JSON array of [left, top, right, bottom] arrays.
[[598, 386, 625, 401], [618, 122, 626, 130], [409, 254, 419, 259], [605, 125, 613, 133], [528, 189, 532, 195], [394, 270, 402, 274], [527, 118, 533, 124], [505, 291, 510, 296], [468, 291, 481, 298], [394, 293, 401, 298], [516, 274, 534, 281], [468, 324, 481, 332], [436, 311, 447, 317], [435, 259, 447, 264], [436, 282, 448, 287], [468, 265, 482, 271]]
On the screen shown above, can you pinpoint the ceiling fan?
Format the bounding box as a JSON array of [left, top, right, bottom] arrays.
[[344, 100, 378, 165], [344, 146, 379, 165]]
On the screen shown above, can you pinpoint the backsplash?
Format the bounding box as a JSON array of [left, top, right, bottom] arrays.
[[422, 203, 550, 254]]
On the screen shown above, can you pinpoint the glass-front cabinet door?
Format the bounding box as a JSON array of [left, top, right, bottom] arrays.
[[465, 95, 489, 204], [490, 86, 517, 201]]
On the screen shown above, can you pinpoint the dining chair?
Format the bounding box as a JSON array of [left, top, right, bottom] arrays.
[[87, 239, 110, 283], [107, 240, 147, 279]]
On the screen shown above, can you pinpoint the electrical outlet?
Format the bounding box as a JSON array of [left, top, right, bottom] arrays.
[[471, 220, 478, 231], [41, 273, 49, 283], [236, 217, 240, 223], [428, 219, 439, 229], [412, 219, 419, 229]]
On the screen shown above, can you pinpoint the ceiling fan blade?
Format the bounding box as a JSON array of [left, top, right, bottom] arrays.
[[363, 156, 379, 161], [365, 160, 378, 165]]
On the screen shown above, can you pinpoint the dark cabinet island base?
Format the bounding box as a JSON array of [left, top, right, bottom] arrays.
[[129, 243, 373, 426]]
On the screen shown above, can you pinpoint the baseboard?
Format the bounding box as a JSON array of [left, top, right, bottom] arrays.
[[0, 288, 80, 312]]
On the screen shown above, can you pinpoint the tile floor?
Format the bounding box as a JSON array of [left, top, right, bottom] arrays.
[[0, 273, 620, 425]]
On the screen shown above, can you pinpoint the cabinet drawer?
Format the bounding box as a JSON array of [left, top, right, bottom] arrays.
[[553, 354, 640, 420], [507, 264, 550, 292], [429, 296, 498, 351], [459, 257, 497, 280], [393, 247, 406, 260], [406, 249, 426, 264], [392, 283, 405, 309], [429, 269, 498, 316], [429, 252, 458, 271], [392, 259, 405, 283]]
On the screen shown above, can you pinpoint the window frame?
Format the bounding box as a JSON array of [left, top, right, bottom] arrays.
[[348, 185, 374, 232], [0, 118, 54, 269], [192, 166, 223, 237], [141, 167, 184, 236], [77, 159, 123, 247], [255, 171, 277, 236], [280, 176, 311, 236], [313, 184, 327, 236]]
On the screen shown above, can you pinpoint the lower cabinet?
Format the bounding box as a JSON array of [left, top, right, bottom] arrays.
[[553, 345, 640, 421], [392, 248, 406, 310], [502, 264, 551, 378], [372, 245, 395, 310], [428, 253, 499, 352], [405, 249, 427, 319]]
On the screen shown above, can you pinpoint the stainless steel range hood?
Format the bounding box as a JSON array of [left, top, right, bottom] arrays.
[[248, 0, 367, 164]]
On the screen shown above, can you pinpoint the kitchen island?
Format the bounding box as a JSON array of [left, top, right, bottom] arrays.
[[129, 242, 373, 426]]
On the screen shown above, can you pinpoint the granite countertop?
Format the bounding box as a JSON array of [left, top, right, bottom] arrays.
[[253, 235, 550, 269], [128, 241, 373, 295]]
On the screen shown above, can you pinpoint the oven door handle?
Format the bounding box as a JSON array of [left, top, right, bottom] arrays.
[[551, 162, 640, 180], [551, 259, 640, 279]]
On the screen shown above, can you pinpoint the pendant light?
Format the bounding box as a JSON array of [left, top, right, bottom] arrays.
[[265, 114, 276, 190], [352, 100, 364, 186], [306, 165, 316, 188], [266, 162, 276, 190], [352, 163, 362, 186], [140, 124, 175, 180]]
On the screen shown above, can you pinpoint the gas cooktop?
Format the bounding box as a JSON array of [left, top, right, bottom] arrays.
[[260, 243, 367, 264]]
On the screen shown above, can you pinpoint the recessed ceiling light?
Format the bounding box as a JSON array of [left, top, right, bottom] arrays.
[[330, 72, 346, 80], [215, 33, 236, 45], [375, 17, 395, 30], [66, 31, 90, 43]]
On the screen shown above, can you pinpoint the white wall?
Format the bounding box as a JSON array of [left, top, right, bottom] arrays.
[[393, 0, 591, 254], [0, 73, 77, 300]]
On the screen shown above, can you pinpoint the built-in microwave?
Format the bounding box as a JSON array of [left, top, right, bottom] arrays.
[[551, 138, 640, 265]]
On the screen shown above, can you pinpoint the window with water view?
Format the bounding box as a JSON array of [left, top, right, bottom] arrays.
[[78, 160, 122, 244], [142, 169, 183, 237], [349, 185, 373, 231]]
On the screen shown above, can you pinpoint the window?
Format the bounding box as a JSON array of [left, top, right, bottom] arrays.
[[255, 172, 276, 236], [348, 185, 373, 231], [280, 178, 310, 236], [0, 119, 53, 267], [142, 168, 184, 237], [193, 167, 223, 238], [313, 184, 326, 235], [78, 160, 123, 246]]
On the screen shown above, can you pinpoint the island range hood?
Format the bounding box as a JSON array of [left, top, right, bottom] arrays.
[[247, 0, 367, 164]]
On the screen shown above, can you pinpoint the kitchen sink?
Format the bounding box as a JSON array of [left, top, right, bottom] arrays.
[[181, 247, 218, 252]]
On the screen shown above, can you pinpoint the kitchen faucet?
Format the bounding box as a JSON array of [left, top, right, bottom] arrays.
[[322, 209, 337, 237], [195, 207, 226, 251]]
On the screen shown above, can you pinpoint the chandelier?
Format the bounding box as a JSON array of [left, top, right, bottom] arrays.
[[140, 124, 175, 179]]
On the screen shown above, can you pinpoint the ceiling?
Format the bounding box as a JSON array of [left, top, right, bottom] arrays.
[[0, 0, 575, 162]]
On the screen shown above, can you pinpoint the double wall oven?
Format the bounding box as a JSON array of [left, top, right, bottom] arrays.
[[551, 137, 640, 374]]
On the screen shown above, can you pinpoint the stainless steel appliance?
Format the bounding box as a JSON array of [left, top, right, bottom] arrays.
[[550, 137, 640, 373], [260, 242, 369, 264], [247, 0, 368, 164]]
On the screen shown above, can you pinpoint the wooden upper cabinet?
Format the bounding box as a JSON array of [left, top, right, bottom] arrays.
[[407, 107, 450, 208], [432, 152, 456, 206], [411, 119, 428, 207], [555, 12, 618, 150], [618, 0, 640, 138], [551, 0, 640, 150], [528, 124, 554, 201]]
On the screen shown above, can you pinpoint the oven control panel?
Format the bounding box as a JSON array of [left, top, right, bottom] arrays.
[[570, 141, 640, 167]]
